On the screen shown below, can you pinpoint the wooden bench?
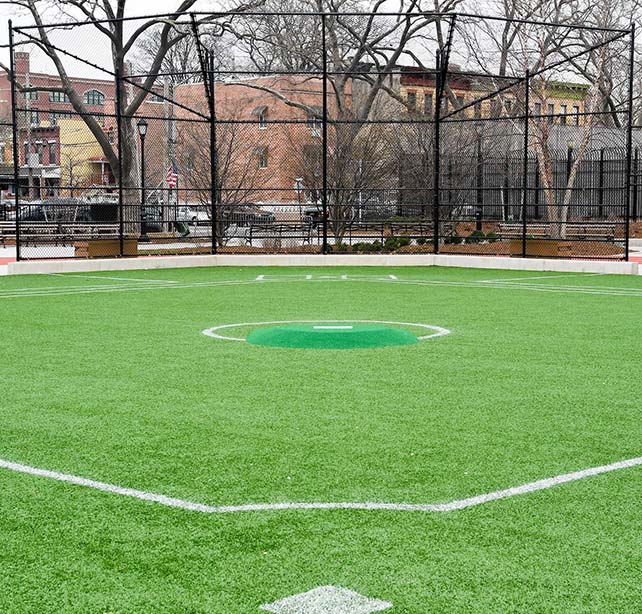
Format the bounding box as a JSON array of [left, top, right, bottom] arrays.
[[246, 223, 313, 246], [74, 238, 137, 258], [20, 223, 120, 245], [499, 222, 616, 241], [0, 221, 16, 245]]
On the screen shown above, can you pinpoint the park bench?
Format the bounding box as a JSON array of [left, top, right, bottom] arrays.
[[20, 223, 120, 245], [499, 222, 616, 242], [246, 222, 313, 246], [0, 221, 16, 245]]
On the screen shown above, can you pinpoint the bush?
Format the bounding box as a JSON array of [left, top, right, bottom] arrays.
[[416, 237, 427, 246], [397, 237, 412, 247], [445, 235, 463, 245], [485, 232, 498, 243], [467, 230, 485, 244], [334, 242, 349, 253]]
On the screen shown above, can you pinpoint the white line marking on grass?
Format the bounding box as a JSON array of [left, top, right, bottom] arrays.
[[49, 273, 178, 284], [388, 274, 398, 280], [0, 455, 640, 515], [256, 275, 265, 281], [5, 275, 642, 300], [480, 273, 605, 283], [202, 320, 451, 342]]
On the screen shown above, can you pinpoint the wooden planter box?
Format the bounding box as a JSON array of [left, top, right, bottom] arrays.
[[510, 239, 574, 258], [74, 239, 138, 258]]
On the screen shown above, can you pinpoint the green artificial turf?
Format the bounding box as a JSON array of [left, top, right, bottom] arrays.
[[246, 324, 418, 349], [0, 266, 641, 613]]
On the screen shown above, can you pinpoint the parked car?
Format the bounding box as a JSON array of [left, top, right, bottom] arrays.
[[177, 206, 210, 225], [222, 204, 275, 226]]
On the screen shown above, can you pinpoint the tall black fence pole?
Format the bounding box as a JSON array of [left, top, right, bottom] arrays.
[[190, 14, 217, 255], [633, 147, 639, 220], [114, 64, 125, 256], [432, 49, 441, 255], [9, 21, 21, 261], [624, 24, 636, 261], [598, 148, 605, 218], [321, 12, 329, 254], [208, 51, 218, 255], [522, 70, 530, 258]]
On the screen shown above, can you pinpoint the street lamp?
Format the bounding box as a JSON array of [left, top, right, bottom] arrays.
[[137, 118, 149, 242]]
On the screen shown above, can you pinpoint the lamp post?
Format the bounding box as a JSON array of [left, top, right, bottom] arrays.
[[137, 118, 149, 242]]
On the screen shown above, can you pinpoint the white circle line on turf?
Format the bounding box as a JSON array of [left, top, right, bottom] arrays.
[[201, 320, 451, 342], [0, 455, 640, 515]]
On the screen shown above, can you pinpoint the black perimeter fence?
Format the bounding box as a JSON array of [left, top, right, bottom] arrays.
[[5, 11, 637, 260]]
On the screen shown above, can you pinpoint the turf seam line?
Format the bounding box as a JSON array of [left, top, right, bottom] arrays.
[[0, 455, 640, 515]]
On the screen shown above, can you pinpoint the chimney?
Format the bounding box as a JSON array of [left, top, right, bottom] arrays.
[[14, 52, 30, 76]]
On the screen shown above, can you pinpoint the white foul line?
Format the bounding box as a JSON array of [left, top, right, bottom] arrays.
[[0, 454, 640, 515]]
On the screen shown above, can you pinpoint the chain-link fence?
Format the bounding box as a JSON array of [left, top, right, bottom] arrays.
[[7, 10, 635, 260]]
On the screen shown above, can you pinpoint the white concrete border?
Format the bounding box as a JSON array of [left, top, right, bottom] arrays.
[[6, 253, 639, 276]]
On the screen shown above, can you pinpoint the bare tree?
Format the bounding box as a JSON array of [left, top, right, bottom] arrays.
[[2, 0, 262, 234], [175, 108, 262, 245], [227, 0, 465, 240]]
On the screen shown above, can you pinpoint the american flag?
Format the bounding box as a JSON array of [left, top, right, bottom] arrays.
[[166, 163, 178, 188]]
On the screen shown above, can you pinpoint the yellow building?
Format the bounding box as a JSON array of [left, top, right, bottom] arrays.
[[55, 118, 114, 196]]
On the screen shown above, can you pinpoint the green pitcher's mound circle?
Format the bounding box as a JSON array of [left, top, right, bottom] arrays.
[[246, 324, 418, 349]]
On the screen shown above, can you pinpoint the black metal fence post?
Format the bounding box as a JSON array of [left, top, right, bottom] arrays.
[[432, 49, 441, 255], [114, 64, 125, 256], [522, 70, 530, 258], [9, 21, 21, 261], [321, 12, 329, 254], [633, 147, 639, 220], [624, 24, 636, 261], [598, 148, 605, 218], [476, 137, 483, 232], [209, 51, 218, 255]]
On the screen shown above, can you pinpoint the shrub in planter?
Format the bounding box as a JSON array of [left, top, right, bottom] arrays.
[[445, 235, 463, 244], [467, 230, 485, 244], [416, 237, 427, 245], [384, 236, 400, 251], [485, 232, 498, 243], [397, 237, 412, 247]]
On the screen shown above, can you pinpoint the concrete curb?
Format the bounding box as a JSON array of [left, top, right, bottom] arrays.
[[6, 254, 639, 276]]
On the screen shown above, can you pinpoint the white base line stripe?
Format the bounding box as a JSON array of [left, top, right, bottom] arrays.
[[1, 455, 640, 515]]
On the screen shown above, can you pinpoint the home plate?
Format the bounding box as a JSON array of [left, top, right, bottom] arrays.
[[260, 585, 393, 613]]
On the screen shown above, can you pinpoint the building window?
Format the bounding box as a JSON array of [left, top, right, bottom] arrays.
[[560, 104, 567, 125], [49, 91, 69, 103], [308, 113, 322, 137], [258, 109, 268, 129], [251, 105, 269, 129], [505, 99, 513, 114], [23, 142, 29, 162], [547, 103, 555, 124], [48, 141, 57, 165], [534, 102, 542, 116], [50, 111, 70, 125], [474, 102, 482, 119], [150, 92, 164, 103], [257, 147, 268, 169], [36, 141, 43, 165], [573, 105, 580, 126], [424, 93, 433, 116], [22, 90, 38, 101], [84, 89, 105, 105], [406, 90, 417, 111], [29, 109, 39, 126]]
